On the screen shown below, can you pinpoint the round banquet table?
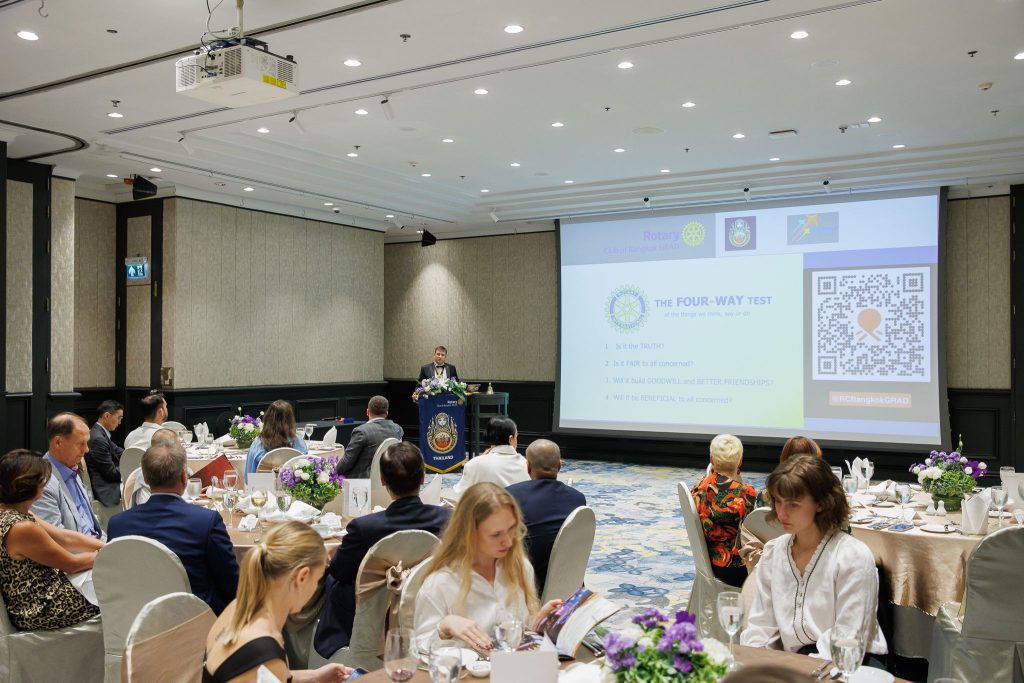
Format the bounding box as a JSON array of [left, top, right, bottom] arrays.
[[352, 645, 910, 682], [849, 487, 1017, 657], [186, 440, 345, 481], [216, 509, 345, 565]]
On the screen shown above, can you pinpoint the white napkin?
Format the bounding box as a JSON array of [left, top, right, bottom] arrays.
[[256, 664, 283, 683], [961, 490, 992, 535], [558, 663, 602, 683], [846, 457, 866, 487], [321, 426, 337, 448], [262, 507, 287, 522], [422, 474, 442, 505], [320, 512, 343, 530], [287, 500, 320, 522], [868, 480, 896, 501], [205, 486, 225, 497], [237, 514, 258, 531], [1014, 510, 1024, 526], [194, 423, 207, 442]]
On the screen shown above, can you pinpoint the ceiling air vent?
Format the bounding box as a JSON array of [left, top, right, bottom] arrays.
[[768, 129, 798, 139]]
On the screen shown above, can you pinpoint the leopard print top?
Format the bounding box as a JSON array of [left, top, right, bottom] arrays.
[[0, 509, 99, 631]]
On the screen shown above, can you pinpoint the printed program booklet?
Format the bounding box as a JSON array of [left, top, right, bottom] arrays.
[[535, 587, 620, 657]]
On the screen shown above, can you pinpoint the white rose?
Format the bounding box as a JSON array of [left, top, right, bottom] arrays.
[[702, 638, 732, 666], [925, 458, 932, 465], [926, 466, 942, 480], [317, 471, 330, 484], [964, 467, 973, 475], [979, 462, 988, 470], [637, 636, 653, 651], [294, 459, 308, 469], [960, 456, 968, 464], [912, 466, 921, 474], [298, 470, 310, 481], [917, 470, 928, 484], [243, 423, 254, 433]]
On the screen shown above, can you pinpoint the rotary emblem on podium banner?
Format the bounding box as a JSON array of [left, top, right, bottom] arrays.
[[427, 412, 458, 454]]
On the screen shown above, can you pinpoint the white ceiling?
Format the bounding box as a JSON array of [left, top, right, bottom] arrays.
[[1, 0, 1022, 241]]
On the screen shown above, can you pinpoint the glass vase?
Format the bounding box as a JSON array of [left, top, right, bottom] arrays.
[[931, 492, 964, 512]]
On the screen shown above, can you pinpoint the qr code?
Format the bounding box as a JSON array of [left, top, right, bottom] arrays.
[[811, 267, 930, 382]]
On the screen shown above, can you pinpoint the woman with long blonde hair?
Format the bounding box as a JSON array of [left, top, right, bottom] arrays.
[[413, 482, 563, 650], [204, 521, 351, 682]]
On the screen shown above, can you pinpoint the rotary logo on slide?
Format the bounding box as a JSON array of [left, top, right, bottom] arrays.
[[427, 412, 458, 454], [605, 285, 649, 333]]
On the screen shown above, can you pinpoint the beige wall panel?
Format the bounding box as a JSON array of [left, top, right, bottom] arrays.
[[162, 198, 176, 372], [6, 180, 33, 393], [126, 215, 152, 386], [965, 199, 992, 389], [73, 199, 116, 388], [50, 179, 75, 393], [986, 196, 1011, 389], [945, 201, 967, 387], [383, 233, 557, 381], [169, 199, 382, 388]]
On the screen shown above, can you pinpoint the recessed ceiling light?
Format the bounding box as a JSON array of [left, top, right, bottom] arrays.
[[1015, 52, 1024, 60], [769, 157, 781, 162], [732, 133, 745, 139], [564, 180, 574, 184], [480, 189, 490, 193], [510, 162, 521, 167], [504, 24, 524, 34], [617, 61, 634, 69], [681, 101, 696, 108], [867, 116, 882, 123], [149, 167, 162, 172], [106, 174, 118, 178], [106, 29, 118, 34], [354, 109, 368, 115], [790, 30, 809, 40], [835, 78, 852, 86], [385, 214, 395, 218], [660, 169, 671, 173], [551, 122, 564, 127], [613, 148, 625, 153], [441, 138, 454, 143], [107, 111, 123, 118], [892, 144, 906, 149], [343, 58, 361, 67], [243, 186, 254, 191], [421, 173, 431, 177], [324, 202, 334, 206], [256, 127, 270, 133], [16, 30, 38, 41], [347, 152, 359, 157], [474, 88, 489, 95]]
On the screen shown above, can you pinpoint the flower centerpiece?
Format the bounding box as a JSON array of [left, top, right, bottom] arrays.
[[229, 411, 263, 449], [909, 436, 987, 512], [278, 455, 344, 510], [413, 377, 468, 403], [600, 608, 731, 683]]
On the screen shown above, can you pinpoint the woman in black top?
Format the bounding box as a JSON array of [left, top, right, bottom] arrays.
[[204, 521, 351, 682]]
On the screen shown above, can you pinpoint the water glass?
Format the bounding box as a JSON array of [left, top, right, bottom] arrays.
[[186, 478, 202, 502], [223, 471, 238, 492], [863, 460, 875, 491], [276, 491, 292, 513], [384, 628, 416, 682], [843, 475, 858, 497], [222, 491, 236, 528], [494, 616, 524, 651], [896, 484, 913, 516], [991, 486, 1009, 527], [830, 466, 843, 482], [304, 423, 315, 440], [829, 626, 865, 678], [429, 639, 462, 683], [177, 429, 189, 445], [717, 591, 743, 670]]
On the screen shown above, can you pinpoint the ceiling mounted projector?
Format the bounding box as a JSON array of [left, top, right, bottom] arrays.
[[131, 175, 158, 201], [176, 39, 298, 107]]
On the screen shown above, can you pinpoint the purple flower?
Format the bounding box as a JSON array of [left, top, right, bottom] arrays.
[[674, 610, 696, 625], [673, 655, 693, 674], [279, 468, 297, 487], [632, 607, 667, 629], [602, 632, 636, 671]]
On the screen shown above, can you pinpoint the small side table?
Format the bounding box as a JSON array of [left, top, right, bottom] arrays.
[[467, 392, 510, 457]]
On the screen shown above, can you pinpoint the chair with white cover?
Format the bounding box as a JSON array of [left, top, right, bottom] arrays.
[[121, 592, 214, 683], [678, 481, 741, 643], [928, 525, 1024, 682], [93, 536, 192, 683], [0, 589, 104, 682], [540, 506, 597, 603], [397, 558, 435, 632], [311, 529, 440, 671], [161, 420, 187, 432], [370, 438, 401, 510], [257, 447, 303, 473], [740, 507, 784, 544], [122, 467, 148, 510], [119, 447, 146, 482]]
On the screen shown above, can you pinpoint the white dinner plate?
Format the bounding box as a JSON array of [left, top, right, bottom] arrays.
[[872, 501, 897, 508], [920, 523, 958, 534], [848, 666, 895, 683], [850, 515, 876, 525], [988, 510, 1013, 518]]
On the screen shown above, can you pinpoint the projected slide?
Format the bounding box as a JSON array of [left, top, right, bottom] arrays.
[[557, 190, 944, 446]]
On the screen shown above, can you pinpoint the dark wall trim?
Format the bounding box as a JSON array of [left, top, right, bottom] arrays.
[[0, 142, 7, 447], [8, 158, 52, 450], [1011, 184, 1024, 469]]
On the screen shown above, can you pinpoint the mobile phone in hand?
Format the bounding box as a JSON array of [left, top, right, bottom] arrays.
[[346, 668, 370, 680]]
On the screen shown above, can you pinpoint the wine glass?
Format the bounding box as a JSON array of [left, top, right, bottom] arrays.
[[276, 491, 292, 513], [223, 471, 238, 493], [222, 491, 236, 529], [186, 478, 202, 503], [830, 466, 843, 482], [384, 628, 417, 682], [428, 639, 462, 683], [251, 489, 268, 540], [304, 423, 315, 441], [1000, 467, 1015, 504], [717, 591, 743, 670], [177, 429, 189, 446], [494, 613, 524, 651], [991, 486, 1009, 528], [896, 484, 913, 518], [863, 460, 875, 492], [843, 475, 858, 498], [830, 626, 865, 679]]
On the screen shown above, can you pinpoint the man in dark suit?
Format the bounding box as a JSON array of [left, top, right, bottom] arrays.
[[335, 395, 404, 478], [507, 439, 586, 595], [315, 442, 450, 658], [417, 345, 459, 383], [85, 400, 125, 508], [108, 442, 239, 614]]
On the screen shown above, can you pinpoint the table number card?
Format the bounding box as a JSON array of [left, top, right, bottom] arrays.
[[248, 472, 277, 493], [343, 478, 370, 517], [491, 650, 559, 683]]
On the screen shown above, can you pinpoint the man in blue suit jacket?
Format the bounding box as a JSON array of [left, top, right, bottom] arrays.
[[108, 442, 239, 614], [314, 442, 450, 658], [507, 439, 586, 595]]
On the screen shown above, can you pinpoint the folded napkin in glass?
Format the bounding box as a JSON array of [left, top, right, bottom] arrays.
[[867, 480, 897, 502], [961, 489, 992, 535], [238, 514, 258, 532]]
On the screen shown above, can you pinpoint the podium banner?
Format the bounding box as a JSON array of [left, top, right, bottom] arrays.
[[418, 393, 467, 473]]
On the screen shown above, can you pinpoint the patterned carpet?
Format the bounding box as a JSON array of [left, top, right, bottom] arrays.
[[445, 459, 770, 629]]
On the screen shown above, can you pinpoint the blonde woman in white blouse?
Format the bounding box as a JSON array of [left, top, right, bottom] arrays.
[[413, 482, 562, 651], [741, 455, 887, 659]]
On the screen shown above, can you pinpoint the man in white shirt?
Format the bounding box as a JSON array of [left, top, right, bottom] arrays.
[[453, 417, 528, 496], [124, 391, 168, 449]]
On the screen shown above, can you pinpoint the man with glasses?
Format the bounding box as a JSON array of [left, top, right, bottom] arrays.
[[85, 400, 125, 508]]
